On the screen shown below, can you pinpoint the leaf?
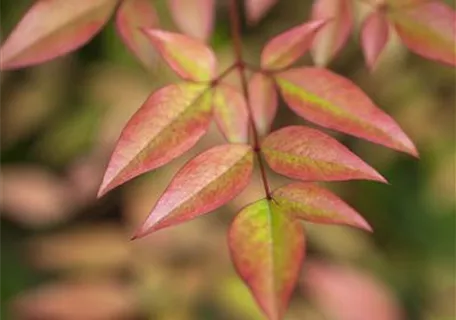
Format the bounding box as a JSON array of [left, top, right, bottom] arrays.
[[98, 83, 212, 197], [142, 29, 217, 81], [168, 0, 215, 41], [0, 0, 117, 70], [261, 19, 327, 70], [116, 0, 160, 69], [132, 144, 254, 238], [272, 182, 372, 231], [245, 0, 279, 25], [304, 261, 404, 320], [229, 199, 305, 320], [310, 0, 353, 66], [275, 67, 418, 156], [213, 84, 249, 143], [361, 10, 390, 70], [248, 72, 278, 136], [389, 1, 456, 66], [261, 126, 386, 182]]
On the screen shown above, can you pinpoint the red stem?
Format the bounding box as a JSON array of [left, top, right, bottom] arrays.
[[228, 0, 272, 199]]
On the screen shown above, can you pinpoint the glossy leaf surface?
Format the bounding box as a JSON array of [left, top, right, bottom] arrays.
[[168, 0, 214, 41], [98, 83, 212, 197], [361, 11, 390, 70], [248, 73, 278, 137], [261, 19, 327, 70], [245, 0, 278, 24], [390, 2, 456, 65], [276, 68, 418, 156], [0, 0, 117, 70], [311, 0, 353, 66], [262, 126, 386, 182], [229, 199, 305, 320], [213, 84, 249, 143], [133, 144, 254, 238], [273, 182, 371, 231], [142, 29, 216, 81], [116, 0, 159, 69]]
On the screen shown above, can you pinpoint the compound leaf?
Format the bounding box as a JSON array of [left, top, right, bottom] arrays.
[[361, 10, 390, 70], [273, 182, 372, 231], [132, 144, 254, 238], [0, 0, 117, 70], [262, 126, 386, 183], [275, 67, 418, 156], [116, 0, 160, 69], [98, 83, 213, 197], [142, 29, 216, 81], [229, 199, 305, 320]]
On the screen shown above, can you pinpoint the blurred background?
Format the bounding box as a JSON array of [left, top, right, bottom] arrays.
[[1, 0, 454, 319]]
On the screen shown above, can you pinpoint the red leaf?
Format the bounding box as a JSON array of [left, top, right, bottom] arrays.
[[361, 10, 390, 70], [262, 126, 386, 183], [0, 0, 117, 70], [275, 67, 418, 156], [142, 29, 217, 81], [168, 0, 215, 41], [213, 84, 249, 143], [248, 72, 278, 136], [304, 261, 404, 320], [390, 1, 456, 66], [311, 0, 353, 66], [229, 199, 305, 320], [245, 0, 279, 25], [116, 0, 159, 69], [273, 182, 372, 231], [98, 83, 213, 197], [132, 144, 254, 238], [261, 19, 328, 70]]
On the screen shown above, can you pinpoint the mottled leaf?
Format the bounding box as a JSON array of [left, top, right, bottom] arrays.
[[389, 2, 456, 65], [248, 72, 278, 136], [261, 19, 327, 70], [361, 10, 390, 70], [0, 0, 117, 70], [311, 0, 353, 66], [273, 182, 372, 231], [275, 67, 418, 156], [245, 0, 279, 24], [98, 83, 212, 197], [142, 29, 216, 81], [229, 199, 305, 320], [213, 84, 249, 143], [116, 0, 159, 69], [168, 0, 214, 41], [132, 144, 254, 238], [262, 126, 386, 182]]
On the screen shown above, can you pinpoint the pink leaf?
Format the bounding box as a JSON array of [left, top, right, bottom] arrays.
[[229, 199, 305, 320], [0, 0, 117, 70], [213, 84, 249, 143], [261, 19, 328, 70], [245, 0, 279, 25], [261, 126, 386, 183], [390, 1, 456, 66], [272, 182, 372, 231], [275, 67, 418, 156], [142, 29, 217, 81], [248, 72, 278, 136], [116, 0, 160, 69], [361, 10, 390, 70], [168, 0, 215, 41], [132, 144, 254, 238], [303, 261, 404, 320], [98, 83, 213, 197], [310, 0, 353, 66]]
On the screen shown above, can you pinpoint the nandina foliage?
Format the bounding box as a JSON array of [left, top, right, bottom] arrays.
[[1, 0, 454, 319]]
